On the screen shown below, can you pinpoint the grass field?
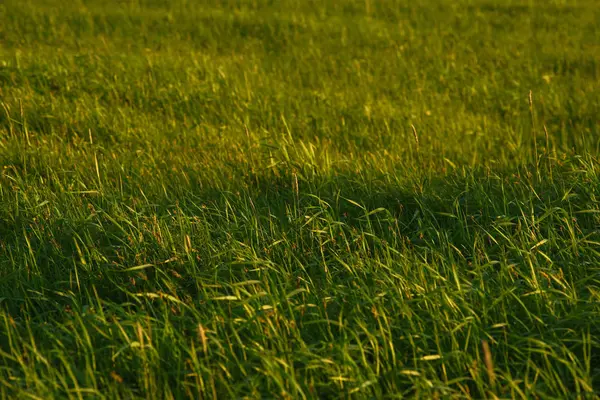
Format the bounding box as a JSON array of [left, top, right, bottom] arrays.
[[1, 0, 600, 398]]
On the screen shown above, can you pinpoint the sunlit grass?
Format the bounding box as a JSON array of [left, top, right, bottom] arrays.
[[0, 0, 599, 398]]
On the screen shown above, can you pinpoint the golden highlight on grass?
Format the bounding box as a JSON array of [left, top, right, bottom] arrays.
[[0, 0, 599, 398]]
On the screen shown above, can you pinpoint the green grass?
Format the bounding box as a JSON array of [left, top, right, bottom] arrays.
[[1, 0, 600, 398]]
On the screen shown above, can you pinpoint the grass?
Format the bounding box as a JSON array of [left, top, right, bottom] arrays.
[[0, 0, 599, 398]]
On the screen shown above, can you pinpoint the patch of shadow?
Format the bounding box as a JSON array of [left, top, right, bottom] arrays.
[[1, 162, 599, 324]]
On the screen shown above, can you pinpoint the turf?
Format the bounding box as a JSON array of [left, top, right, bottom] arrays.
[[1, 0, 600, 398]]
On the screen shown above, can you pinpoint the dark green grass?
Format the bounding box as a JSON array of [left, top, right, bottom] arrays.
[[1, 0, 600, 398]]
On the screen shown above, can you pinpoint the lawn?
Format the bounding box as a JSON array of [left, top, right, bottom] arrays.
[[0, 0, 599, 398]]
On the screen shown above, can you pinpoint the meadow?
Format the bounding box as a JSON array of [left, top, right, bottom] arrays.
[[1, 0, 600, 398]]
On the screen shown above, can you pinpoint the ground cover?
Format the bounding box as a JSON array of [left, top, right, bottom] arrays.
[[0, 0, 599, 398]]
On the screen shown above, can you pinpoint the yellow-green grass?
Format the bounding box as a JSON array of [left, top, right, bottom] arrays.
[[0, 0, 599, 398]]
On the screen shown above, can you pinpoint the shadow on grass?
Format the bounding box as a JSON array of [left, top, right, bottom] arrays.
[[0, 160, 599, 397], [1, 159, 598, 308]]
